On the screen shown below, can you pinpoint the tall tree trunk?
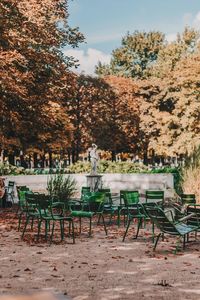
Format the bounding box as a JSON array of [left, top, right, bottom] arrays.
[[8, 153, 15, 165], [41, 154, 45, 168], [72, 148, 75, 164], [33, 152, 38, 168], [67, 149, 71, 165], [49, 151, 53, 169], [111, 150, 116, 162], [143, 143, 149, 165]]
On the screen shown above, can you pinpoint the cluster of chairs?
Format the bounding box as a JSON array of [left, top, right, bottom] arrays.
[[16, 186, 109, 244], [120, 191, 200, 252], [16, 185, 200, 252]]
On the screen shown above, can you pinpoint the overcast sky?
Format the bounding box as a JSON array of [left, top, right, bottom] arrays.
[[64, 0, 200, 75]]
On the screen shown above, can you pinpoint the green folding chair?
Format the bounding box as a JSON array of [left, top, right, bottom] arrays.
[[145, 205, 199, 252]]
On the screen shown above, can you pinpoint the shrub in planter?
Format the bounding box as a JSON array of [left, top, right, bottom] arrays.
[[47, 173, 77, 203]]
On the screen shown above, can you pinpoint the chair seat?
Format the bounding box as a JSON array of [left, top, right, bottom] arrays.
[[104, 205, 118, 211], [175, 223, 198, 235], [129, 214, 146, 219], [70, 210, 94, 218]]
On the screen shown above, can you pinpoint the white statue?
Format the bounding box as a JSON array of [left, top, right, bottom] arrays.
[[89, 143, 99, 175]]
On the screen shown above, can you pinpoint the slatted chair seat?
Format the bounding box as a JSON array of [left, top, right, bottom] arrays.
[[175, 223, 197, 235], [70, 211, 93, 218]]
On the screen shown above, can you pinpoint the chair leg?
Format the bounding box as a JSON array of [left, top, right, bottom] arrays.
[[183, 235, 186, 249], [21, 216, 30, 239], [101, 214, 108, 235], [79, 217, 82, 234], [187, 232, 190, 243], [135, 218, 142, 239], [122, 218, 132, 242], [152, 222, 155, 243], [97, 214, 101, 225], [89, 218, 92, 237], [71, 220, 75, 244], [60, 220, 64, 241], [173, 236, 182, 254], [123, 211, 126, 227], [31, 218, 34, 230], [153, 233, 161, 251], [117, 208, 120, 227], [37, 220, 42, 241], [50, 221, 55, 244], [108, 212, 113, 225], [45, 220, 49, 241], [69, 221, 71, 235], [18, 212, 23, 231]]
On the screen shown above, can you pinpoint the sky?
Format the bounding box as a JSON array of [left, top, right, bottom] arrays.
[[64, 0, 200, 75]]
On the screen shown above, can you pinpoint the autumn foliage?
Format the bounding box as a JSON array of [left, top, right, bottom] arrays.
[[1, 1, 200, 164]]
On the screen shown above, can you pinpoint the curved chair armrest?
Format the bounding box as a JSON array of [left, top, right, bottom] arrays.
[[176, 212, 197, 224]]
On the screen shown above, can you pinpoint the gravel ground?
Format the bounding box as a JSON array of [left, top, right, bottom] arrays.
[[0, 209, 200, 300]]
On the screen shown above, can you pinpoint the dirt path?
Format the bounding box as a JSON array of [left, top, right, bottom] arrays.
[[0, 210, 200, 300]]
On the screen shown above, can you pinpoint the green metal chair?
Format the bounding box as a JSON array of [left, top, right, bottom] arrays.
[[186, 204, 200, 240], [181, 194, 196, 206], [21, 192, 41, 239], [98, 188, 118, 224], [17, 189, 33, 231], [70, 192, 107, 236], [118, 190, 139, 226], [37, 195, 75, 244], [122, 192, 146, 241], [144, 205, 199, 252]]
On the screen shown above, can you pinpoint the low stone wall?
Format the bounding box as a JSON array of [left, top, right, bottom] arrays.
[[6, 173, 174, 199]]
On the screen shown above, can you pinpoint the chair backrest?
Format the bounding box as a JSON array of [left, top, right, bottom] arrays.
[[187, 205, 200, 227], [81, 187, 91, 200], [36, 194, 51, 217], [17, 186, 30, 196], [98, 188, 112, 205], [81, 186, 90, 194], [81, 191, 93, 203], [87, 192, 106, 213], [146, 190, 164, 204], [123, 191, 139, 206], [120, 190, 138, 205], [7, 181, 15, 193], [24, 192, 39, 212], [144, 205, 178, 235], [18, 189, 31, 205], [181, 194, 196, 205]]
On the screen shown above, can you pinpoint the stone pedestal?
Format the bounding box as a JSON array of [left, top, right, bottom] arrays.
[[86, 175, 103, 192]]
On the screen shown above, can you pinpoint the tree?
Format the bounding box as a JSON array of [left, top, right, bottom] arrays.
[[102, 76, 140, 159], [137, 48, 200, 159], [95, 30, 165, 79], [151, 27, 199, 78], [0, 0, 84, 160], [64, 74, 140, 162], [65, 75, 115, 162]]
